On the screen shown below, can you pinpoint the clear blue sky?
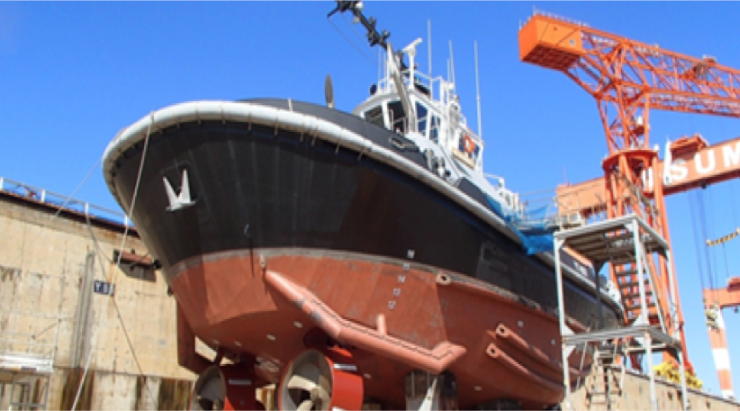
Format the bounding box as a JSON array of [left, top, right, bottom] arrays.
[[3, 1, 740, 397]]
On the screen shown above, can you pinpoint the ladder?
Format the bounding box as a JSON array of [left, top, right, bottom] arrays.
[[586, 344, 625, 410]]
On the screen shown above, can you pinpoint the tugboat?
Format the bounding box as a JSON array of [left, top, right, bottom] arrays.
[[102, 2, 622, 409]]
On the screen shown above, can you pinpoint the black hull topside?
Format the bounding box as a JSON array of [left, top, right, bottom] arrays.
[[106, 98, 621, 330]]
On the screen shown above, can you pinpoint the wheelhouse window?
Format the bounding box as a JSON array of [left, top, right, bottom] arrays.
[[364, 106, 385, 128], [387, 101, 407, 134], [415, 102, 428, 136], [430, 116, 441, 143]]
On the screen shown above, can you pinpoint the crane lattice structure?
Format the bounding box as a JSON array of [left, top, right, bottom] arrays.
[[520, 10, 740, 378]]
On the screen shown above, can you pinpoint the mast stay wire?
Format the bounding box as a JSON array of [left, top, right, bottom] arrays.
[[71, 113, 155, 411], [342, 12, 383, 66], [328, 15, 379, 68]]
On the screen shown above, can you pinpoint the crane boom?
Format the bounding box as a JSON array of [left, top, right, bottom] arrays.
[[557, 133, 740, 218], [519, 13, 740, 152]]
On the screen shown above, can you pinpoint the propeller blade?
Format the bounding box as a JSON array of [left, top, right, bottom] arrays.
[[317, 374, 332, 405], [316, 390, 331, 409], [297, 399, 314, 411], [199, 377, 223, 401], [294, 362, 321, 382], [287, 373, 318, 392]]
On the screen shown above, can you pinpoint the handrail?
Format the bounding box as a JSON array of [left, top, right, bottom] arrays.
[[0, 176, 131, 227]]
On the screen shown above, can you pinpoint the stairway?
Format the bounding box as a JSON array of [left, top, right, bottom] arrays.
[[614, 263, 660, 326], [606, 234, 665, 330]]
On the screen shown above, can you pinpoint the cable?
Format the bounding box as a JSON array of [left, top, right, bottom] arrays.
[[72, 113, 155, 411], [729, 182, 740, 230], [722, 243, 731, 282], [4, 157, 102, 271], [342, 12, 371, 48], [328, 15, 379, 68], [83, 212, 157, 405], [696, 190, 716, 291], [688, 192, 706, 292]]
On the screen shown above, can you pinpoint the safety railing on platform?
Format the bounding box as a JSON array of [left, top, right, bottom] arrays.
[[0, 176, 131, 228]]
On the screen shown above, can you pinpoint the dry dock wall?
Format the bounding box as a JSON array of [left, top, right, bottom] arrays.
[[566, 364, 740, 410], [0, 191, 195, 410], [1, 188, 740, 410]]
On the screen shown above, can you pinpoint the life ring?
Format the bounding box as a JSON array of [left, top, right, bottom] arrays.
[[463, 134, 476, 155]]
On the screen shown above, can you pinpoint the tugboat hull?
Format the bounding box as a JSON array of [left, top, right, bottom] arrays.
[[104, 100, 620, 409]]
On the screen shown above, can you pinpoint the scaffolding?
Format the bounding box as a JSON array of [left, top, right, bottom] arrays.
[[553, 215, 688, 410]]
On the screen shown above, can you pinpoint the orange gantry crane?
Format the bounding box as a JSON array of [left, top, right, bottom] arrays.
[[704, 267, 740, 399], [519, 10, 740, 377], [704, 277, 740, 398]]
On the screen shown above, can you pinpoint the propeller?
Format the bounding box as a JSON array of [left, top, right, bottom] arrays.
[[279, 348, 363, 410], [190, 367, 226, 411], [280, 350, 335, 411], [325, 75, 335, 109]]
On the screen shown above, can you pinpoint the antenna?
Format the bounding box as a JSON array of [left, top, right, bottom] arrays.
[[378, 48, 382, 87], [428, 20, 433, 76], [449, 41, 456, 87], [428, 20, 433, 99], [475, 41, 483, 140]]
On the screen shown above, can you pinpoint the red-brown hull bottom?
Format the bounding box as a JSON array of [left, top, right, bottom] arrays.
[[171, 248, 590, 409]]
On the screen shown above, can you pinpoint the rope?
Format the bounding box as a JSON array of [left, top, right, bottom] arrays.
[[72, 113, 155, 410], [4, 157, 102, 271], [83, 212, 157, 405]]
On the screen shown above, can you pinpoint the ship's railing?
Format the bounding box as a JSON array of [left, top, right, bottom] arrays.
[[378, 71, 469, 128], [516, 187, 588, 231], [0, 176, 131, 228], [530, 7, 590, 27]]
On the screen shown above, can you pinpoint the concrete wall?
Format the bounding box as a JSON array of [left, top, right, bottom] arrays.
[[568, 368, 740, 410], [2, 190, 739, 411], [0, 192, 194, 410]]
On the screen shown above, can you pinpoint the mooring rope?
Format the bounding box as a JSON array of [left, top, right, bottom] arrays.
[[72, 112, 156, 410]]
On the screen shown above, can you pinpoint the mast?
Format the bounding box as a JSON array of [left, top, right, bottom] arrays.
[[428, 20, 433, 98], [475, 41, 483, 140], [328, 1, 407, 70]]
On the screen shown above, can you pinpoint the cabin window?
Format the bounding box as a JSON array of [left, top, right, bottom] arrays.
[[364, 106, 385, 128], [430, 116, 441, 143], [387, 101, 407, 133], [416, 102, 428, 136]]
